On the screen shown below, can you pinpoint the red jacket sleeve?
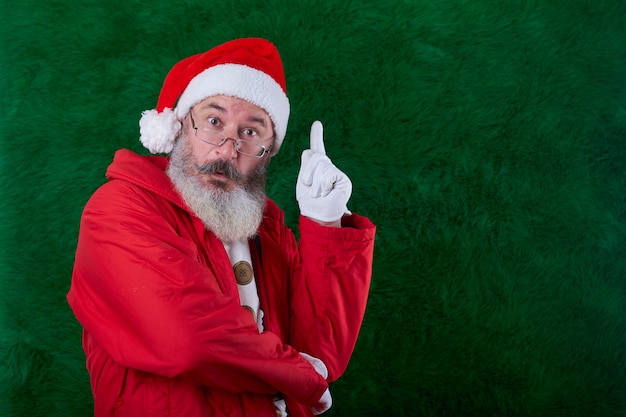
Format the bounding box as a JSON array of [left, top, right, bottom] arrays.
[[67, 179, 327, 407], [289, 214, 376, 381]]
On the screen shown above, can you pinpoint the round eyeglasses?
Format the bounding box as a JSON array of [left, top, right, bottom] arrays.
[[189, 111, 273, 158]]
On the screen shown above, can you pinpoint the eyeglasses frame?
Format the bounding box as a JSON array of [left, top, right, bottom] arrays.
[[188, 110, 273, 158]]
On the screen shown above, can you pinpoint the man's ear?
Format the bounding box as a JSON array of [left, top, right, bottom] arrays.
[[179, 115, 190, 138]]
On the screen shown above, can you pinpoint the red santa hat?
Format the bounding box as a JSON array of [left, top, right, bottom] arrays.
[[139, 38, 290, 154]]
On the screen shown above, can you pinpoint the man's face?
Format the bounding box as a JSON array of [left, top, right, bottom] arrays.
[[181, 95, 274, 192]]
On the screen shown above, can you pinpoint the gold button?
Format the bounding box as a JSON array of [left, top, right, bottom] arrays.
[[243, 305, 256, 320], [233, 261, 253, 285]]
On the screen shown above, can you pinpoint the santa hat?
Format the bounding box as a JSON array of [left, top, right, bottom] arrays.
[[139, 38, 290, 154]]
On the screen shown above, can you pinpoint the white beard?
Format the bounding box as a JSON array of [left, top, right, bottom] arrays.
[[166, 140, 267, 243]]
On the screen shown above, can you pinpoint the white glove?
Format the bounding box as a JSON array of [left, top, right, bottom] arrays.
[[296, 121, 352, 223], [299, 352, 328, 379], [300, 352, 332, 415]]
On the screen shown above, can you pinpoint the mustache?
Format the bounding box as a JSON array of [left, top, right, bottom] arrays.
[[195, 160, 244, 181]]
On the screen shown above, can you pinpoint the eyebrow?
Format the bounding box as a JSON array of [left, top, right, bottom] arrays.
[[200, 102, 226, 113], [199, 102, 268, 127]]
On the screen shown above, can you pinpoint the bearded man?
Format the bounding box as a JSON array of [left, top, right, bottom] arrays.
[[67, 38, 375, 417]]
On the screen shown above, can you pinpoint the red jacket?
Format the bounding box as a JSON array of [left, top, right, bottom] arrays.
[[67, 149, 376, 417]]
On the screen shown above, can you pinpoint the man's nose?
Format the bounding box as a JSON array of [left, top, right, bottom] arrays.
[[216, 132, 239, 159]]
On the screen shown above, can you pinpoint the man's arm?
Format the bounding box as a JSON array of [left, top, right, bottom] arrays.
[[67, 179, 327, 407], [289, 214, 375, 381], [291, 121, 376, 380]]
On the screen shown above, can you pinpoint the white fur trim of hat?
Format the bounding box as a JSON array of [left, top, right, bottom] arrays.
[[138, 38, 290, 154]]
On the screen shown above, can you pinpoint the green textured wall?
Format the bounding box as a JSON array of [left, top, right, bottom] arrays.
[[1, 1, 625, 416]]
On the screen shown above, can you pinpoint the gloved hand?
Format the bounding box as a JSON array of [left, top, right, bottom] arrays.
[[300, 352, 332, 415], [296, 121, 352, 223], [299, 352, 328, 379]]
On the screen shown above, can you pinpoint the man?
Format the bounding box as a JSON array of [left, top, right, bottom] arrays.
[[67, 37, 375, 417]]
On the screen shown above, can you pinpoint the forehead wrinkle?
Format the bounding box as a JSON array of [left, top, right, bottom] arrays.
[[198, 99, 270, 129], [199, 102, 226, 113]]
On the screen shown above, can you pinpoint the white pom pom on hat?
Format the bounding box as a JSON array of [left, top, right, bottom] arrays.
[[139, 108, 181, 154], [139, 37, 290, 154]]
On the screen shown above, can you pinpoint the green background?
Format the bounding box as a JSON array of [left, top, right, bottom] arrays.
[[1, 1, 625, 416]]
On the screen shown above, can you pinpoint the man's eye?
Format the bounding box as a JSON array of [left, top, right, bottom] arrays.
[[207, 117, 220, 126], [242, 128, 257, 137]]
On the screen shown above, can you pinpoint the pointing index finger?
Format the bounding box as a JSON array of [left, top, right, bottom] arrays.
[[309, 121, 326, 155]]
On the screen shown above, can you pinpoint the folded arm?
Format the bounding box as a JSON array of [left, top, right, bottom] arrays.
[[67, 180, 327, 406]]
